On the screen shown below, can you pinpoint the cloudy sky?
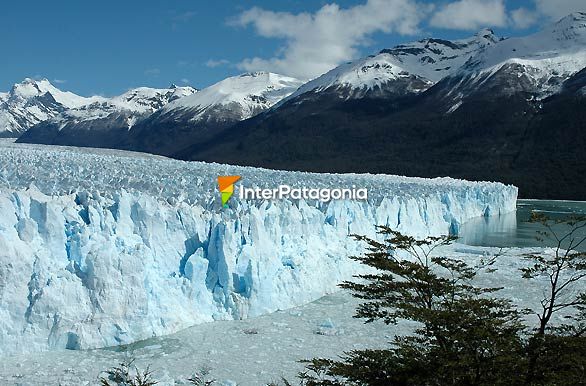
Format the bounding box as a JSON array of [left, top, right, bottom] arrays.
[[1, 0, 583, 96]]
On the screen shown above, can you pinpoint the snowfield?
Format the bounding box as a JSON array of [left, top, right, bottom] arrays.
[[0, 141, 517, 355]]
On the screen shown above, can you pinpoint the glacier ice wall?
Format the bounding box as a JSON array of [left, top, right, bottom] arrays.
[[0, 142, 517, 353]]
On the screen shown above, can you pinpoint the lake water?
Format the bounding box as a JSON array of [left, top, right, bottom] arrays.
[[459, 200, 586, 250]]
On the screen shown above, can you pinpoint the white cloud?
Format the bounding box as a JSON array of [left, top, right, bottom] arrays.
[[231, 0, 427, 80], [205, 59, 230, 68], [52, 79, 67, 84], [429, 0, 507, 30], [180, 78, 191, 84], [533, 0, 584, 20], [508, 0, 583, 29], [510, 7, 539, 29]]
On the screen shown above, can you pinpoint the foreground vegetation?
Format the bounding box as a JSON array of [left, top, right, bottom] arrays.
[[301, 213, 586, 385]]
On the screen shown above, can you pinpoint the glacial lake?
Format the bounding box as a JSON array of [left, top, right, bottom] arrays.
[[459, 200, 586, 250]]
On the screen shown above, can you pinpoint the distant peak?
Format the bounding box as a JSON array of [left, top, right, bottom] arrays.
[[21, 77, 50, 85], [474, 28, 500, 44], [552, 12, 584, 27], [169, 84, 178, 89], [557, 12, 586, 22], [552, 12, 586, 27], [476, 28, 495, 37], [547, 12, 586, 40], [379, 29, 499, 57], [240, 71, 269, 78], [11, 78, 57, 97]]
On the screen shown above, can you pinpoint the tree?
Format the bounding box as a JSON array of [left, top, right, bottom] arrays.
[[187, 367, 216, 386], [99, 359, 158, 386], [300, 227, 524, 385], [522, 213, 586, 385]]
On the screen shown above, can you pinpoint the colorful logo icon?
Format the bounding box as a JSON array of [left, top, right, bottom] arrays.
[[217, 176, 241, 207]]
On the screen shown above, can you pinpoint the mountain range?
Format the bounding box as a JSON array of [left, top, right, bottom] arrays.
[[9, 12, 586, 199], [0, 78, 102, 137], [177, 12, 586, 200]]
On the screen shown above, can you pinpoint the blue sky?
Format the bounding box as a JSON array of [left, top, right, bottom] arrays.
[[1, 0, 583, 96]]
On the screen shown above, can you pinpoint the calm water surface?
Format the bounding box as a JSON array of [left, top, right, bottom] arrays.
[[459, 200, 586, 250]]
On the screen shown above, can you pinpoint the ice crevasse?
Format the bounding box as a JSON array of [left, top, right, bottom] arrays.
[[0, 143, 518, 353]]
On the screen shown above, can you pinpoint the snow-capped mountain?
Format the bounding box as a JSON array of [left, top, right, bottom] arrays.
[[113, 85, 197, 113], [1, 79, 196, 139], [45, 85, 197, 129], [17, 85, 196, 148], [157, 71, 303, 122], [19, 72, 301, 156], [0, 78, 102, 137], [437, 12, 586, 102], [114, 71, 303, 155], [467, 13, 585, 71], [281, 29, 500, 102]]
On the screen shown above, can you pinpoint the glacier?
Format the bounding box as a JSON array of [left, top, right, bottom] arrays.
[[0, 141, 517, 354]]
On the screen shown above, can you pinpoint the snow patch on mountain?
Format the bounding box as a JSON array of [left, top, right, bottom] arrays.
[[0, 141, 517, 353], [159, 72, 303, 122], [110, 86, 197, 114]]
